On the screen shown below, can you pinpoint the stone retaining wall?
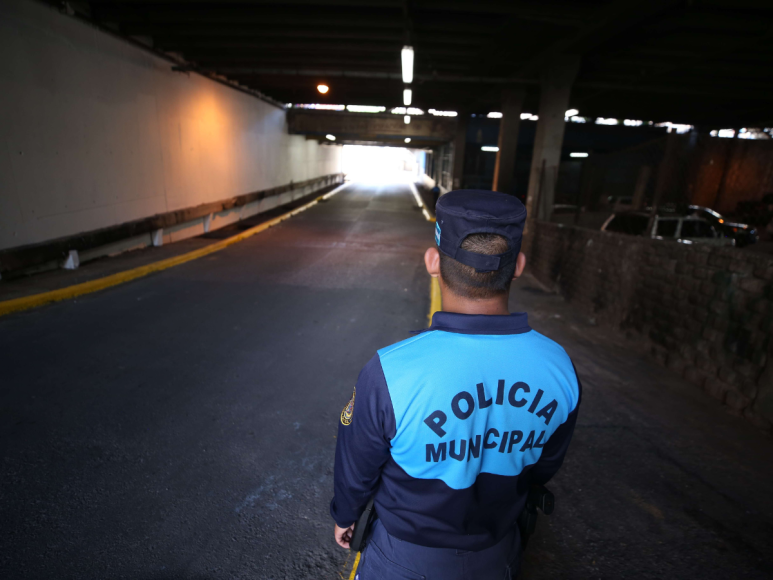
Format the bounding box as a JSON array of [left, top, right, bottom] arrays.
[[530, 221, 773, 433]]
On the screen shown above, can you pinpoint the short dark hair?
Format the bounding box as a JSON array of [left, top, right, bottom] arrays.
[[438, 233, 516, 299]]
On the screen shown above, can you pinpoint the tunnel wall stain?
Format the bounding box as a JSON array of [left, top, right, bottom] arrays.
[[530, 221, 773, 434]]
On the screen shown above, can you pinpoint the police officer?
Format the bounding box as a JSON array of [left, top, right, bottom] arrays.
[[331, 190, 581, 579]]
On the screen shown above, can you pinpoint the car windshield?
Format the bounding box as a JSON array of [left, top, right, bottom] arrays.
[[656, 219, 679, 238], [680, 220, 715, 238], [605, 214, 649, 235]]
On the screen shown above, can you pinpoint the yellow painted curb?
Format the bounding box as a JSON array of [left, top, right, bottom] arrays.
[[0, 183, 349, 318], [348, 552, 361, 580], [428, 276, 442, 326], [409, 182, 436, 223], [409, 182, 443, 325]]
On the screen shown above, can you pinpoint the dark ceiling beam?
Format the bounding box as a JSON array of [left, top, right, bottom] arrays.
[[578, 80, 771, 100], [191, 58, 476, 74], [635, 31, 773, 49], [631, 46, 773, 59], [643, 8, 773, 33], [92, 7, 404, 27], [238, 71, 773, 100], [516, 0, 683, 76], [411, 0, 584, 25], [213, 67, 539, 84], [92, 0, 402, 4], [157, 41, 473, 59], [121, 24, 405, 39], [580, 18, 773, 106], [593, 62, 773, 81], [92, 0, 586, 25], [216, 66, 773, 97]]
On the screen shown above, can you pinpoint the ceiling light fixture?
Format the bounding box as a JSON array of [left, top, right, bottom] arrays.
[[317, 84, 329, 94], [326, 134, 336, 141], [404, 115, 411, 124], [405, 138, 411, 143], [429, 109, 457, 117], [346, 105, 386, 113], [481, 146, 499, 152], [403, 89, 412, 106], [565, 108, 579, 117], [570, 152, 588, 158], [401, 46, 414, 84]]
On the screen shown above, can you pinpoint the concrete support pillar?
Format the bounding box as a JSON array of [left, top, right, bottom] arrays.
[[492, 89, 526, 194], [524, 57, 580, 228], [451, 113, 469, 190]]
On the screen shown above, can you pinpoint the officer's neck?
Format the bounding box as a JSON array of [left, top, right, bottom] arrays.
[[438, 283, 511, 316]]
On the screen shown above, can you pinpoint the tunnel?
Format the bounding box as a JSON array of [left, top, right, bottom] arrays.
[[1, 1, 772, 579]]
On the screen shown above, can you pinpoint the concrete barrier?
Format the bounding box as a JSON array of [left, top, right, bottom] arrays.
[[530, 221, 773, 433]]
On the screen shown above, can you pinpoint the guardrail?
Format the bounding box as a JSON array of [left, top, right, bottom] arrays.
[[0, 173, 344, 278]]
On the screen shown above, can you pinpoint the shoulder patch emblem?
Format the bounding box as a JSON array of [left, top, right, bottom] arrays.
[[340, 387, 356, 426]]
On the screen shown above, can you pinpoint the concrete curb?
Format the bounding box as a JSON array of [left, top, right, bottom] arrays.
[[0, 183, 349, 318]]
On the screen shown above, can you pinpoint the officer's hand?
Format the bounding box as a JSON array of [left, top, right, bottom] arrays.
[[334, 523, 355, 549]]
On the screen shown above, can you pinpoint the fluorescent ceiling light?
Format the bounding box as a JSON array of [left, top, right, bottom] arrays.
[[405, 138, 411, 143], [565, 109, 579, 117], [521, 113, 538, 121], [487, 112, 503, 119], [317, 84, 329, 94], [391, 107, 424, 115], [624, 119, 643, 126], [654, 121, 693, 134], [711, 128, 736, 138], [401, 46, 414, 83], [346, 105, 386, 113], [403, 89, 412, 106], [295, 103, 345, 111], [596, 117, 619, 125], [404, 115, 411, 124], [570, 152, 588, 158], [737, 128, 771, 140], [429, 109, 457, 117], [325, 134, 336, 141], [481, 146, 499, 152]]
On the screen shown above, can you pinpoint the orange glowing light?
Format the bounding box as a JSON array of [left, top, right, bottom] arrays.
[[317, 84, 329, 94], [718, 218, 724, 223]]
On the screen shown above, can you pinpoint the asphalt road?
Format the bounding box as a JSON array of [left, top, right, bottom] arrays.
[[1, 181, 772, 580]]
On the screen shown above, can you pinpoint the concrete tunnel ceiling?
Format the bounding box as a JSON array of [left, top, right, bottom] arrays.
[[67, 0, 773, 128]]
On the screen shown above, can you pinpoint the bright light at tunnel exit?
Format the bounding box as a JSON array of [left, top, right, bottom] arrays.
[[317, 84, 329, 94], [342, 145, 420, 184], [401, 46, 414, 83]]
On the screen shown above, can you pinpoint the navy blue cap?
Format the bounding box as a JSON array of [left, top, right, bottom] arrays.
[[435, 190, 527, 273]]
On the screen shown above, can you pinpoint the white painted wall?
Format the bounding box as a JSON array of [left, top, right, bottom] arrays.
[[0, 0, 342, 251]]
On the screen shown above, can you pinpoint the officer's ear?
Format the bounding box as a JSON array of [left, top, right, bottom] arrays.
[[513, 252, 526, 280], [424, 247, 440, 278]]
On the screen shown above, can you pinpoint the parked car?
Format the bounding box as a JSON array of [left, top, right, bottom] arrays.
[[687, 205, 758, 247], [601, 211, 735, 246]]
